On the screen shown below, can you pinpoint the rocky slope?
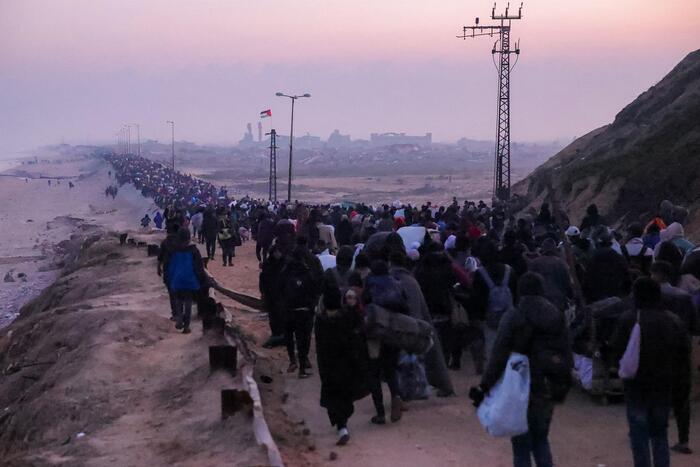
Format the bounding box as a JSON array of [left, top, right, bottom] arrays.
[[514, 49, 700, 237]]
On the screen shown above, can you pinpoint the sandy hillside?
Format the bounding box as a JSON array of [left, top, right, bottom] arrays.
[[0, 234, 269, 467], [212, 241, 700, 467], [0, 156, 158, 327]]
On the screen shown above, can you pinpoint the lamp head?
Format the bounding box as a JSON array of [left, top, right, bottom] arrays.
[[302, 93, 311, 98], [275, 92, 284, 96]]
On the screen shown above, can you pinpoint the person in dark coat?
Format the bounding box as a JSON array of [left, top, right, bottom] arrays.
[[260, 245, 287, 348], [580, 204, 603, 235], [256, 213, 275, 263], [327, 245, 354, 288], [281, 246, 320, 378], [583, 232, 631, 303], [610, 278, 688, 467], [201, 208, 219, 260], [651, 261, 697, 454], [157, 222, 181, 321], [499, 230, 528, 277], [415, 252, 459, 368], [334, 215, 354, 247], [527, 238, 574, 311], [315, 282, 369, 446], [274, 217, 297, 256], [153, 211, 164, 229], [471, 272, 572, 467]]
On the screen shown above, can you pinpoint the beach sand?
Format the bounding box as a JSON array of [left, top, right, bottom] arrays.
[[0, 154, 157, 327]]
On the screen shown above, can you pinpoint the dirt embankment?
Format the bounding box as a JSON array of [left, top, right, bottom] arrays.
[[0, 233, 269, 467], [515, 49, 700, 237]]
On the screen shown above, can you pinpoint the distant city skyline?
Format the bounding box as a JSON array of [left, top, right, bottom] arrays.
[[1, 0, 698, 154]]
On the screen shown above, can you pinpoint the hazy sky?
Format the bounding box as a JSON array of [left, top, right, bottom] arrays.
[[0, 0, 698, 153]]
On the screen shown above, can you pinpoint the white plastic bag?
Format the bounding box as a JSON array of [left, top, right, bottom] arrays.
[[618, 311, 641, 380], [477, 352, 530, 438], [397, 226, 426, 250]]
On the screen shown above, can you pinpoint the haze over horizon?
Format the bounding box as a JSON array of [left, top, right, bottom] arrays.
[[1, 0, 698, 154]]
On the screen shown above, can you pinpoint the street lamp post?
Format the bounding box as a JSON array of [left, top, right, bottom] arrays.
[[130, 123, 141, 157], [166, 120, 175, 171], [275, 92, 311, 202], [124, 125, 131, 154]]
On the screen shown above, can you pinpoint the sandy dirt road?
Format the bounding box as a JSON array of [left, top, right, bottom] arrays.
[[211, 241, 700, 467]]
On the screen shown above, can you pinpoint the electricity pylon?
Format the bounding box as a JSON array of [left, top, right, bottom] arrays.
[[458, 2, 523, 201], [267, 129, 278, 202]]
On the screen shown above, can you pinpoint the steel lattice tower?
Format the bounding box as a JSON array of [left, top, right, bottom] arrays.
[[267, 129, 278, 202], [459, 2, 522, 201]]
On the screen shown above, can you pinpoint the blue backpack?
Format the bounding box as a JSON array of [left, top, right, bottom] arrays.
[[167, 251, 201, 292]]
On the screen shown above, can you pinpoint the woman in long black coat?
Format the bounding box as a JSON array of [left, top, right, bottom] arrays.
[[315, 280, 369, 446]]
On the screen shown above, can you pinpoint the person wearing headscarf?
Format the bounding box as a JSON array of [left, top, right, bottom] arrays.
[[315, 282, 369, 446]]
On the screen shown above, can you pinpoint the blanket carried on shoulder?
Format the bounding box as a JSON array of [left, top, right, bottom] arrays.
[[365, 303, 434, 355]]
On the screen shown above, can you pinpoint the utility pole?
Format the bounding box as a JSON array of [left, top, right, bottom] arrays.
[[266, 129, 278, 202], [166, 120, 175, 171], [458, 2, 523, 202]]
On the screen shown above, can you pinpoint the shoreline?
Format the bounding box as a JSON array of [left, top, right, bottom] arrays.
[[0, 154, 157, 329]]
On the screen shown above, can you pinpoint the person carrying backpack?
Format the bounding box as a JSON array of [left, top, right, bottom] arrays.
[[474, 257, 515, 361], [362, 259, 408, 424], [163, 228, 207, 334], [281, 246, 321, 378], [217, 208, 235, 267], [469, 272, 573, 467]]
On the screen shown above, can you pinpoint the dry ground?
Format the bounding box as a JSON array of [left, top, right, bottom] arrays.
[[0, 235, 268, 467]]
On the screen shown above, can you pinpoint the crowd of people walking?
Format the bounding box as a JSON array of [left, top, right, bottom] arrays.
[[107, 152, 699, 467]]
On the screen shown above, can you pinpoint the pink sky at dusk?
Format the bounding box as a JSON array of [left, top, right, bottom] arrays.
[[0, 0, 698, 152]]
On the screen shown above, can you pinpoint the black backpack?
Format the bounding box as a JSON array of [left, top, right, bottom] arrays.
[[621, 244, 652, 278], [523, 317, 572, 403]]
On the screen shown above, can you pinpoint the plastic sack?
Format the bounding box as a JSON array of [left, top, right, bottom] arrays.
[[573, 353, 593, 391], [618, 312, 641, 380], [397, 226, 426, 250], [397, 353, 430, 401], [477, 352, 530, 438]]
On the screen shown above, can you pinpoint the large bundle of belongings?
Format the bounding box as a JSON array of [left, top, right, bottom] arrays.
[[570, 296, 629, 403], [364, 303, 434, 355]]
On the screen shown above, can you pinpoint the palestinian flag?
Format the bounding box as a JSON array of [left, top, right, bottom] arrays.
[[260, 109, 272, 118]]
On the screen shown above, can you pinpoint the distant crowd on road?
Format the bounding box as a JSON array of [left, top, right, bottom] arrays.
[[106, 152, 699, 466]]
